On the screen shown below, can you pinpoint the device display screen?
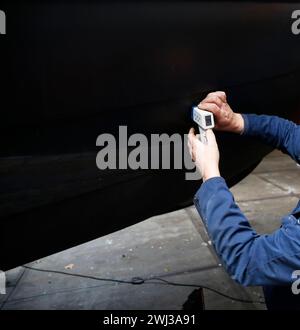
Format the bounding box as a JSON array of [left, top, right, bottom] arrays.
[[205, 115, 212, 126]]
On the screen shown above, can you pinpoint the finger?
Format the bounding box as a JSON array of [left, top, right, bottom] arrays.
[[197, 102, 220, 115], [199, 94, 223, 108], [188, 127, 197, 144], [188, 145, 193, 160], [206, 129, 217, 144], [187, 139, 194, 161], [188, 127, 195, 136], [213, 91, 227, 102], [191, 148, 196, 162], [187, 139, 193, 153], [206, 91, 226, 103]]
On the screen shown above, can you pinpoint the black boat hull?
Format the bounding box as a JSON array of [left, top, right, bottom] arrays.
[[1, 1, 300, 270]]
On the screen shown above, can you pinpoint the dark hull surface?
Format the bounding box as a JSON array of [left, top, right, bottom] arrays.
[[1, 1, 300, 270]]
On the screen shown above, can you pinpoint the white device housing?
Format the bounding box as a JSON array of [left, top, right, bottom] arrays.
[[192, 107, 215, 144], [192, 107, 215, 129]]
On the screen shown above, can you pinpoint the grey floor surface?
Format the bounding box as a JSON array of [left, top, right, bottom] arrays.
[[1, 150, 299, 310]]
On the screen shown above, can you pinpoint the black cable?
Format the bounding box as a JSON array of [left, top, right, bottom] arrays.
[[148, 277, 264, 304], [22, 265, 133, 284], [22, 265, 265, 305]]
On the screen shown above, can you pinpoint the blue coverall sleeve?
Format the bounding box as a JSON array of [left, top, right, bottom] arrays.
[[194, 178, 300, 286], [242, 114, 300, 164], [193, 115, 300, 286]]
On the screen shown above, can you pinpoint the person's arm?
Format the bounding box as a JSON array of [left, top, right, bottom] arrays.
[[242, 114, 300, 164], [193, 177, 300, 286], [187, 106, 300, 287], [198, 91, 300, 164]]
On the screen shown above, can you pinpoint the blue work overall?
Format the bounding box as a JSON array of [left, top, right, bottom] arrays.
[[194, 114, 300, 310]]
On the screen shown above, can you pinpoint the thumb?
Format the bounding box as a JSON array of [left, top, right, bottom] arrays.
[[206, 129, 217, 144]]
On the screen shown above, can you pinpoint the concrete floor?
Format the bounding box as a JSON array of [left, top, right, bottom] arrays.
[[1, 150, 299, 310]]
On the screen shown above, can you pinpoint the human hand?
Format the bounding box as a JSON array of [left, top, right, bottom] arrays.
[[188, 127, 220, 182], [198, 91, 244, 133]]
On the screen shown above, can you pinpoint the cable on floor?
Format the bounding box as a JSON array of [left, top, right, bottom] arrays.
[[21, 265, 265, 305]]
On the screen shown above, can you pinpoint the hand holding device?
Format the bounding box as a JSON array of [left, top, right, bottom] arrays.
[[192, 107, 215, 144]]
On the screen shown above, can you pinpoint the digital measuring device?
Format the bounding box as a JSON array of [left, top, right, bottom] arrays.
[[192, 107, 215, 144]]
